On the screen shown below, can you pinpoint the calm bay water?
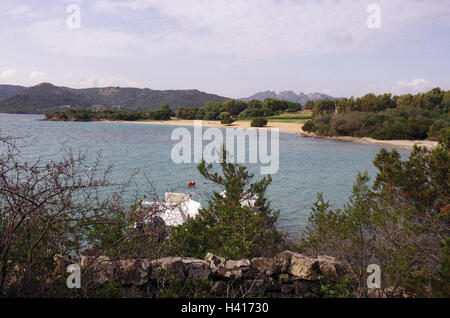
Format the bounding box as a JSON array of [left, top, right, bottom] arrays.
[[0, 113, 410, 232]]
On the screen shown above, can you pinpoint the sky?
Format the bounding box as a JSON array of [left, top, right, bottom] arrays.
[[0, 0, 449, 99]]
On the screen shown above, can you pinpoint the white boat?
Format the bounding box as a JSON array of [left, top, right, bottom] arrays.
[[138, 192, 202, 227], [219, 190, 258, 208], [135, 190, 258, 229]]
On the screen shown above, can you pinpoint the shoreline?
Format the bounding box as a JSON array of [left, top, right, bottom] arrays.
[[298, 126, 439, 150], [113, 119, 439, 150], [116, 119, 302, 134]]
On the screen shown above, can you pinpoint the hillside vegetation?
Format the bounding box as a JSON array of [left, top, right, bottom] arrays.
[[0, 85, 25, 98], [0, 82, 229, 114], [302, 88, 449, 141]]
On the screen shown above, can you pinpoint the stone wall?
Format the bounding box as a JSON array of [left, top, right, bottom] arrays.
[[55, 251, 348, 298]]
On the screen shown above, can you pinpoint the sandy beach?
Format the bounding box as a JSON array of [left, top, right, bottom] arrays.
[[121, 119, 303, 133], [298, 126, 439, 150], [119, 119, 439, 150]]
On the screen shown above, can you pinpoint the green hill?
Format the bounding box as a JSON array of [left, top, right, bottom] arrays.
[[0, 84, 26, 99], [0, 82, 229, 114]]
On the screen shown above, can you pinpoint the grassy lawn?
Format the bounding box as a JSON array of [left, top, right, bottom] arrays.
[[236, 113, 312, 124], [268, 113, 313, 119], [268, 118, 310, 123], [268, 113, 312, 123]]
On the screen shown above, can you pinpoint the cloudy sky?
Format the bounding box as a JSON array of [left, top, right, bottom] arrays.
[[0, 0, 449, 98]]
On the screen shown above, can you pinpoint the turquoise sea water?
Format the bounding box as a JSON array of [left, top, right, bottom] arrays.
[[0, 113, 410, 232]]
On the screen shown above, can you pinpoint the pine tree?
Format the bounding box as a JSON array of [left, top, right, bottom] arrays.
[[167, 149, 284, 259]]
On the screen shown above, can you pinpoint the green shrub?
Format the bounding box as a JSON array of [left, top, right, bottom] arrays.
[[219, 112, 235, 125], [166, 149, 284, 259], [251, 117, 268, 127], [304, 88, 448, 140], [302, 120, 317, 132], [320, 277, 356, 298], [428, 120, 448, 140], [299, 143, 450, 297], [238, 109, 266, 119]]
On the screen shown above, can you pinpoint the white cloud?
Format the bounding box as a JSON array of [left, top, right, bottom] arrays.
[[0, 68, 18, 79], [18, 18, 144, 58], [393, 78, 432, 94], [4, 0, 449, 60], [0, 0, 448, 96], [89, 0, 450, 58], [30, 71, 46, 81], [4, 5, 34, 19]]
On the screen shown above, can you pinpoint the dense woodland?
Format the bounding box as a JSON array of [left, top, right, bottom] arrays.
[[175, 98, 302, 120], [45, 106, 174, 122], [303, 88, 450, 140], [44, 98, 302, 122]]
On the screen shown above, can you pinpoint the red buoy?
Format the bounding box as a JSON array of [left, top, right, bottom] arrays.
[[188, 181, 196, 187]]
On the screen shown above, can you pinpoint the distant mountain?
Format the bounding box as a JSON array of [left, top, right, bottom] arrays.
[[241, 91, 278, 101], [0, 85, 26, 98], [0, 83, 229, 114], [240, 90, 334, 104]]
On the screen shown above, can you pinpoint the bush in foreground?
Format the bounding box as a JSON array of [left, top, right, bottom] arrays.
[[166, 149, 284, 259], [299, 141, 449, 297]]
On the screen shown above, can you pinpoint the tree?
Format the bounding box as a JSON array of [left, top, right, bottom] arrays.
[[304, 101, 314, 110], [0, 136, 167, 297], [203, 101, 224, 120], [247, 99, 263, 110], [195, 108, 206, 120], [262, 98, 295, 112], [300, 173, 375, 296], [300, 141, 449, 297], [187, 108, 199, 120], [219, 112, 235, 125], [313, 99, 336, 116], [302, 120, 317, 132], [432, 238, 450, 297], [222, 99, 247, 116], [166, 149, 284, 259], [0, 136, 123, 296], [251, 118, 268, 127], [337, 98, 356, 113], [176, 106, 189, 119], [423, 87, 444, 110]]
